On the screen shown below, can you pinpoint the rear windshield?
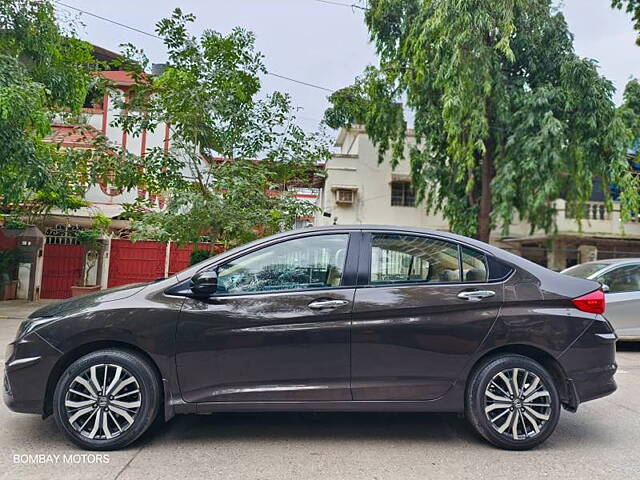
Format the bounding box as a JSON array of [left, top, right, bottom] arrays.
[[562, 263, 609, 279]]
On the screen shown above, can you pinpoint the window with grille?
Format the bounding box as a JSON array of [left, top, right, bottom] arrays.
[[390, 182, 415, 207], [335, 189, 355, 204]]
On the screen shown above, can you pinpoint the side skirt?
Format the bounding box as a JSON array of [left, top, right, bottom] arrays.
[[190, 401, 462, 414], [171, 386, 466, 416]]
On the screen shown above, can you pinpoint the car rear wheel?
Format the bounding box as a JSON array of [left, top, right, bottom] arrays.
[[53, 349, 160, 450], [465, 354, 560, 450]]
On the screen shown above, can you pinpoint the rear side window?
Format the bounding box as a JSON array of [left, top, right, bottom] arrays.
[[461, 247, 488, 282], [370, 234, 461, 284], [487, 256, 514, 281], [368, 234, 512, 285]]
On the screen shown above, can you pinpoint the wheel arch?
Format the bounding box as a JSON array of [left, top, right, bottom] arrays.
[[43, 340, 164, 419], [466, 344, 570, 407]]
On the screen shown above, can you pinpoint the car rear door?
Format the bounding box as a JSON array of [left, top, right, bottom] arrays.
[[175, 231, 360, 403], [351, 231, 506, 401]]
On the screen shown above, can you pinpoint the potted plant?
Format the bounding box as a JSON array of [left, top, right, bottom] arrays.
[[71, 214, 111, 297], [0, 248, 22, 301]]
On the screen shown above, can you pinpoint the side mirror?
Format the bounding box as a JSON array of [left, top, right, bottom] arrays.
[[596, 277, 610, 293], [190, 270, 218, 295]]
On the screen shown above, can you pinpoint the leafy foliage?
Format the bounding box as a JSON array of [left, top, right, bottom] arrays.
[[104, 9, 328, 247], [612, 0, 640, 44], [0, 0, 96, 221], [76, 213, 111, 253], [326, 0, 640, 241], [190, 249, 213, 266], [0, 247, 23, 284]]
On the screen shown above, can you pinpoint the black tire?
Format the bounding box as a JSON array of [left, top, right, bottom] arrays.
[[465, 354, 560, 450], [53, 349, 161, 450]]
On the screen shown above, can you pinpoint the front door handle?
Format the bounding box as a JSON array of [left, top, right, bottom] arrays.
[[457, 290, 495, 301], [308, 299, 349, 310]]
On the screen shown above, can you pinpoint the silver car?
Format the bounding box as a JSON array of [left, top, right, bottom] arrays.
[[562, 258, 640, 339]]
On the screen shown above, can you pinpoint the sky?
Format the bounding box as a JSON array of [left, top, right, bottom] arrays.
[[54, 0, 640, 134]]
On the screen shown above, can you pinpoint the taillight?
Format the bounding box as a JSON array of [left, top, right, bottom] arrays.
[[572, 289, 605, 314]]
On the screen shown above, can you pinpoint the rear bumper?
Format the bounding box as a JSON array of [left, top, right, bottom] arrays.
[[559, 317, 618, 410], [3, 332, 61, 416], [564, 364, 617, 411]]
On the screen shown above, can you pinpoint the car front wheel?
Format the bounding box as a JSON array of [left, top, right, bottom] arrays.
[[53, 349, 160, 450], [465, 354, 560, 450]]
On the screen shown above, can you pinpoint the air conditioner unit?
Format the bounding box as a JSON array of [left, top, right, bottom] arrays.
[[335, 189, 355, 204]]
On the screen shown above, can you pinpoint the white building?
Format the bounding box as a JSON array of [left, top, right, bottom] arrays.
[[44, 46, 320, 234], [315, 126, 640, 270], [44, 64, 172, 232]]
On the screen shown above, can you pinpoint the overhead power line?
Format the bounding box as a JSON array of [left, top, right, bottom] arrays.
[[312, 0, 367, 11], [51, 0, 336, 93], [267, 72, 333, 92], [53, 0, 160, 39]]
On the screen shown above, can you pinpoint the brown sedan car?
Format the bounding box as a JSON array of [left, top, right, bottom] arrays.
[[4, 226, 617, 450]]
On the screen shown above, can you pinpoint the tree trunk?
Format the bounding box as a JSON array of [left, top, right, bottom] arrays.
[[478, 136, 494, 244]]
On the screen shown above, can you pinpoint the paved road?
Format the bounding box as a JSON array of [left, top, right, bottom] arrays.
[[1, 300, 639, 480]]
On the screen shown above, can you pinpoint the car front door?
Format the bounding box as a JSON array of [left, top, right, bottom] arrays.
[[175, 231, 359, 403], [351, 231, 505, 401], [596, 263, 640, 337]]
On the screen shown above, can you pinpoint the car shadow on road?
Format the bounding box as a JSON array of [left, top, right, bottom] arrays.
[[135, 409, 603, 452], [6, 408, 608, 453], [142, 411, 476, 446]]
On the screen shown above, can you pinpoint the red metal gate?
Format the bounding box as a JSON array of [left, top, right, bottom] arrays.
[[108, 240, 167, 287], [41, 244, 86, 299]]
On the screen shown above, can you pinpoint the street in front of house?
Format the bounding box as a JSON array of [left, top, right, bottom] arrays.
[[3, 1, 640, 479], [1, 300, 639, 480]]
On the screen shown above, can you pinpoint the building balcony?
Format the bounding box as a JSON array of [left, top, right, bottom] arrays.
[[554, 199, 640, 237]]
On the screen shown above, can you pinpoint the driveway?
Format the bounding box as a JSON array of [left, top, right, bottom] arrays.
[[1, 300, 639, 480]]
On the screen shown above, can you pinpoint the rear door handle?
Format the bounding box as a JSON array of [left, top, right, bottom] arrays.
[[457, 290, 495, 301], [308, 299, 349, 310]]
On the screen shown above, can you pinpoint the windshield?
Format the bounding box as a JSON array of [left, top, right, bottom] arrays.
[[562, 263, 610, 279]]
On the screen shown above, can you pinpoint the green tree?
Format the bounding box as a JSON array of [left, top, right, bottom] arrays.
[[103, 9, 328, 247], [325, 0, 640, 242], [0, 0, 97, 222], [612, 0, 640, 44]]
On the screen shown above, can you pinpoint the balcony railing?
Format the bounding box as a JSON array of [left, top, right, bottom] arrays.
[[550, 199, 640, 235], [565, 202, 611, 221]]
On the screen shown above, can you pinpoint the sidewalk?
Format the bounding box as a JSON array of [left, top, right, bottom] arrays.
[[0, 299, 59, 320]]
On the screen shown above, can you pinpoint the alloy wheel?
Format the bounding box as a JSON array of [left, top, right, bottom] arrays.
[[483, 367, 552, 441], [64, 363, 142, 440]]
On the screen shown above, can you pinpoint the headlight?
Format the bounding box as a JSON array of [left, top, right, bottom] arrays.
[[16, 317, 60, 339]]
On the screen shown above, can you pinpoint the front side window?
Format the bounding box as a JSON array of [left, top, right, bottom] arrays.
[[216, 234, 349, 294], [370, 234, 461, 284], [390, 182, 416, 207], [597, 264, 640, 293]]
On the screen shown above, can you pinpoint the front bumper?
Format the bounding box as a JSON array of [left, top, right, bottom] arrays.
[[559, 316, 618, 410], [3, 332, 62, 415]]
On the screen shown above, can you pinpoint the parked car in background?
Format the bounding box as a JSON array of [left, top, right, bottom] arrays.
[[562, 258, 640, 339], [5, 226, 616, 451]]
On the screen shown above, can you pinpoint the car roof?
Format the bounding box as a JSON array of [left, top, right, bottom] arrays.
[[576, 258, 640, 266], [281, 225, 497, 252]]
